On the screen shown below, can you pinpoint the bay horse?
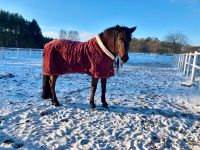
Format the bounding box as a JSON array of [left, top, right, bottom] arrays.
[[42, 25, 136, 109]]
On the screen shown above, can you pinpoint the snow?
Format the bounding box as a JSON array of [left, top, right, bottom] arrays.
[[0, 52, 200, 149]]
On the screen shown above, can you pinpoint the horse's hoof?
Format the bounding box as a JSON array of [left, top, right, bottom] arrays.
[[102, 104, 108, 109], [102, 101, 108, 108], [42, 95, 52, 99], [91, 107, 96, 111], [52, 101, 60, 107], [90, 102, 96, 110]]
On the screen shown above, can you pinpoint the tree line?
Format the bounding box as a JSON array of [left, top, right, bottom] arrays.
[[0, 10, 52, 48], [129, 32, 199, 54], [0, 9, 199, 53]]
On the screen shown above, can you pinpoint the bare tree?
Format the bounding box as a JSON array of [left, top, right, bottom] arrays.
[[165, 32, 188, 53], [59, 29, 67, 39], [67, 30, 80, 41]]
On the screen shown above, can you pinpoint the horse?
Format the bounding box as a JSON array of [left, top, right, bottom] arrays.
[[42, 25, 136, 109]]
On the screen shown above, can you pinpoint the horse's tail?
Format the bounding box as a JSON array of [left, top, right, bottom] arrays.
[[42, 75, 51, 99]]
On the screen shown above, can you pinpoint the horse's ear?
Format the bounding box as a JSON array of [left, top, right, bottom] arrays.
[[116, 25, 120, 28], [115, 25, 121, 31], [130, 26, 137, 33]]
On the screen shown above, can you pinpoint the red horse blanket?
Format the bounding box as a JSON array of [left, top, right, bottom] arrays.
[[43, 36, 115, 78]]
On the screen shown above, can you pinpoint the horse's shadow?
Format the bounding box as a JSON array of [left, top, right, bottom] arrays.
[[61, 102, 200, 122]]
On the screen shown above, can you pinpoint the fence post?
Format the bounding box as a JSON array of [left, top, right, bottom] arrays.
[[186, 53, 191, 76], [183, 53, 188, 75], [181, 54, 185, 70], [190, 51, 197, 83], [181, 54, 184, 69], [178, 54, 181, 68], [179, 54, 182, 69]]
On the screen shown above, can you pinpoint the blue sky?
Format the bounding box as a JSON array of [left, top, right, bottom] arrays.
[[0, 0, 200, 45]]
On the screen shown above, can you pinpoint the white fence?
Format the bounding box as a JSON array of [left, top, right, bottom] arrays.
[[0, 47, 43, 60], [178, 51, 200, 85]]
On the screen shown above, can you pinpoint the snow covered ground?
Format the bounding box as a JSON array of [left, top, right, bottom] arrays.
[[0, 53, 200, 149]]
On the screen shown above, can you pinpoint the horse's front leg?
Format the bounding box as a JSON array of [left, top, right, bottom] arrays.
[[89, 77, 99, 109], [101, 78, 108, 108], [49, 75, 60, 106]]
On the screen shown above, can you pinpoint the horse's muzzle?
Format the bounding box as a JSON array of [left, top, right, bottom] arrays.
[[121, 56, 129, 63]]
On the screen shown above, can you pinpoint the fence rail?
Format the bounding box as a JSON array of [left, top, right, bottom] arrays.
[[0, 47, 43, 60], [178, 51, 200, 86]]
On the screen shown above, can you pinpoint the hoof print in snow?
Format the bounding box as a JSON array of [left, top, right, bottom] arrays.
[[80, 139, 89, 145], [40, 110, 53, 116], [151, 135, 160, 143], [26, 119, 31, 123], [16, 119, 31, 126], [180, 113, 188, 117], [60, 118, 69, 122], [4, 139, 14, 144], [13, 143, 23, 148], [132, 107, 138, 111], [141, 115, 148, 119], [0, 73, 15, 79]]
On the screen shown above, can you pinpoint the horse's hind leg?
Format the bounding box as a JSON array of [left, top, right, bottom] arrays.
[[42, 75, 51, 99], [89, 77, 99, 109], [49, 75, 60, 106]]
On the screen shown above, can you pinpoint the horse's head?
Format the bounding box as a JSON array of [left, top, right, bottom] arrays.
[[100, 25, 136, 64], [115, 25, 136, 64]]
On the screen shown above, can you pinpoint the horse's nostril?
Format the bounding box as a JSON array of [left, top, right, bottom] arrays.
[[127, 56, 129, 61]]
